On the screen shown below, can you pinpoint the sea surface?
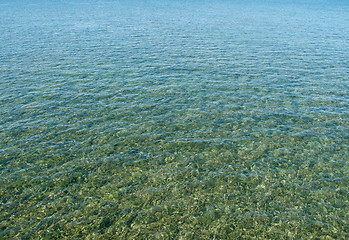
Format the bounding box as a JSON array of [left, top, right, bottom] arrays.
[[0, 0, 348, 239]]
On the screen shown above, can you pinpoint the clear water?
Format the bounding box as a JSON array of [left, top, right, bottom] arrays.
[[1, 0, 348, 239]]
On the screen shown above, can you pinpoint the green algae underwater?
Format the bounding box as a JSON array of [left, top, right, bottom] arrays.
[[0, 0, 348, 239]]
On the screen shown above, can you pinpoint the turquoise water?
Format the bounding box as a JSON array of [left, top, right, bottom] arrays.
[[1, 0, 348, 238]]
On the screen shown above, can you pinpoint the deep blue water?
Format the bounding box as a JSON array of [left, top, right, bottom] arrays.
[[0, 0, 348, 238]]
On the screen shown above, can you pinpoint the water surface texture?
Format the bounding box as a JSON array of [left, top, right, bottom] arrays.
[[1, 0, 348, 239]]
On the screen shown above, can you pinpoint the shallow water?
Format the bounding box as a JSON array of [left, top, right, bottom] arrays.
[[1, 0, 348, 239]]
